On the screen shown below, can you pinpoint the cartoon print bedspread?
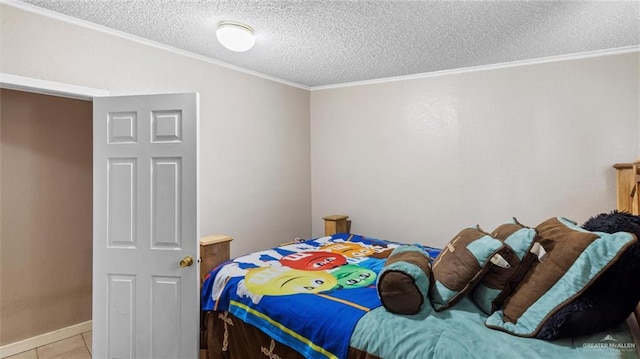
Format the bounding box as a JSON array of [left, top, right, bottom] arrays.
[[201, 233, 440, 359]]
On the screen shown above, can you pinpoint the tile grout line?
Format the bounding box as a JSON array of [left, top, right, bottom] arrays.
[[81, 333, 90, 356]]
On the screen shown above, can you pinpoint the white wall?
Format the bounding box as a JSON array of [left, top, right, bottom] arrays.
[[311, 53, 640, 247], [1, 4, 311, 257]]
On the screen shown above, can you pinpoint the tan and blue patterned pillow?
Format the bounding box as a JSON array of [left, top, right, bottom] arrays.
[[429, 227, 504, 311], [472, 219, 538, 314], [485, 217, 637, 337]]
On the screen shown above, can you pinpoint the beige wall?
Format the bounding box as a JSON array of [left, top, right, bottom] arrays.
[[0, 89, 93, 345], [311, 53, 640, 246], [0, 3, 312, 258]]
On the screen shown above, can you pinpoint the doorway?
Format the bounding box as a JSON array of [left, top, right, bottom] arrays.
[[0, 89, 93, 357], [1, 76, 201, 359]]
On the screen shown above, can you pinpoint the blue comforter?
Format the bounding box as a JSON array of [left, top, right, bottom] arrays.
[[201, 234, 439, 359], [351, 296, 638, 359]]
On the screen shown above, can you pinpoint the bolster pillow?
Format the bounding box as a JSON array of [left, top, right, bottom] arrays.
[[377, 245, 432, 315]]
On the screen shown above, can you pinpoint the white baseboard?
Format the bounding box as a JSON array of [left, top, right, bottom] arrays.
[[0, 321, 92, 358]]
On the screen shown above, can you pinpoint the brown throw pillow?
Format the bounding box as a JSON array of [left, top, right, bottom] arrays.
[[429, 226, 503, 311], [485, 217, 637, 337], [471, 219, 538, 314]]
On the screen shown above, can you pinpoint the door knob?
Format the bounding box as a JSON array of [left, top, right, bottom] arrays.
[[180, 256, 194, 268]]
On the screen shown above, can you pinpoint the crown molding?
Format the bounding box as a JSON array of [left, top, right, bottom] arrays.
[[311, 46, 640, 91]]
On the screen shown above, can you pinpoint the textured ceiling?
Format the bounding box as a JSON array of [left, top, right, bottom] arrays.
[[18, 0, 640, 88]]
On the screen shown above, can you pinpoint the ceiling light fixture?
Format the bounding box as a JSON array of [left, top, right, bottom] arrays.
[[216, 21, 255, 52]]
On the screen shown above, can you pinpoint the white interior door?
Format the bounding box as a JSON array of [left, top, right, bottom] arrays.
[[93, 93, 199, 359]]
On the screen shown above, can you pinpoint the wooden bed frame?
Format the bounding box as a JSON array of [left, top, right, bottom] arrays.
[[198, 213, 640, 357], [197, 215, 350, 358]]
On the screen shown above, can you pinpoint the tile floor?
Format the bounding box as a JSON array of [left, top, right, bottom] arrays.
[[6, 331, 92, 359]]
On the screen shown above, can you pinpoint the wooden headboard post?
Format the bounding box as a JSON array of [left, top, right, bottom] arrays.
[[323, 215, 350, 236], [199, 234, 233, 283], [613, 161, 640, 215], [614, 161, 640, 354]]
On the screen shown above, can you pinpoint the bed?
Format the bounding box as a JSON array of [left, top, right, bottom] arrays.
[[200, 161, 640, 359], [198, 215, 640, 359]]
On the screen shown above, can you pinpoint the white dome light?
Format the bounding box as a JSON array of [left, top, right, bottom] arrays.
[[216, 21, 255, 52]]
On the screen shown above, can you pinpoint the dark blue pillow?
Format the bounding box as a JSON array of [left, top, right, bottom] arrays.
[[537, 210, 640, 340]]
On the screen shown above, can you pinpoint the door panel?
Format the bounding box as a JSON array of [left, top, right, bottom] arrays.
[[151, 276, 182, 358], [108, 158, 137, 248], [107, 275, 136, 359], [151, 157, 182, 249], [94, 93, 199, 359]]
